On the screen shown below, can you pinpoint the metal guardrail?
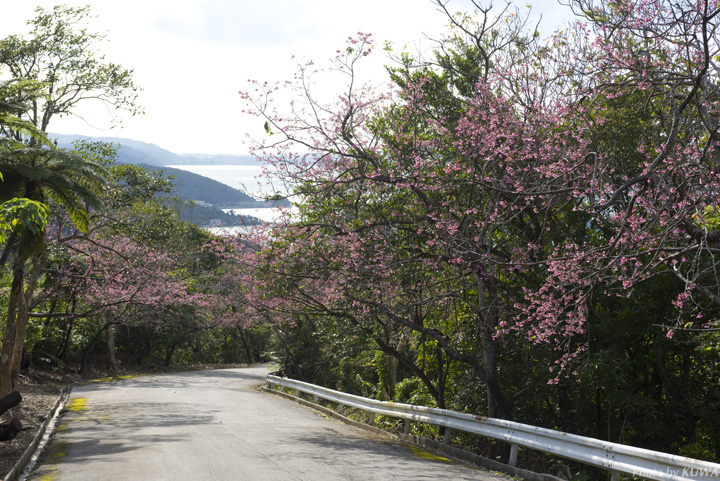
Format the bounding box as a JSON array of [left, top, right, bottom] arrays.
[[267, 375, 720, 481]]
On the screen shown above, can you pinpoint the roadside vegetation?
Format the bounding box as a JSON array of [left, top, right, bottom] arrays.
[[2, 1, 719, 478], [0, 6, 273, 389]]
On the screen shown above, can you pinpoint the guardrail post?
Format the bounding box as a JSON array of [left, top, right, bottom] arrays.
[[509, 443, 519, 467], [369, 414, 375, 426], [313, 394, 318, 404], [404, 420, 411, 435], [444, 428, 453, 445], [610, 472, 621, 481], [338, 404, 344, 415]]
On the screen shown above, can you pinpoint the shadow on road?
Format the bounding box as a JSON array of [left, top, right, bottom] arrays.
[[290, 432, 481, 480], [76, 367, 272, 393]]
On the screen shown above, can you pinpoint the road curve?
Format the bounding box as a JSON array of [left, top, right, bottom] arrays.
[[28, 366, 505, 481]]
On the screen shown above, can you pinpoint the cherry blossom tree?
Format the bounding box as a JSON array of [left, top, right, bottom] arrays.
[[521, 0, 720, 349], [239, 13, 582, 420], [239, 0, 720, 437]]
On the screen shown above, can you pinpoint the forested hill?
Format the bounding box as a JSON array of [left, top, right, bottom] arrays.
[[141, 164, 257, 207]]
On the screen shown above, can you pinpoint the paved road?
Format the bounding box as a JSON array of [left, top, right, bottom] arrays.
[[28, 366, 504, 480]]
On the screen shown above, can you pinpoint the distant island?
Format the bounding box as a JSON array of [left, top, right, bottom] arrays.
[[52, 133, 288, 227]]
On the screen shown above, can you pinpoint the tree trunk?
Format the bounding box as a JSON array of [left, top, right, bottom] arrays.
[[236, 325, 254, 363], [57, 317, 74, 361], [164, 341, 179, 367], [80, 322, 110, 374], [0, 253, 44, 397], [43, 300, 58, 327], [436, 348, 447, 409], [389, 356, 399, 397], [482, 330, 513, 419], [57, 297, 77, 361], [477, 276, 514, 464], [8, 273, 31, 392], [0, 254, 29, 397], [0, 391, 22, 417], [106, 322, 117, 372], [477, 276, 513, 420]]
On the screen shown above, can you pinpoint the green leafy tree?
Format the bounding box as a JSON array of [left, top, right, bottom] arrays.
[[0, 5, 139, 396], [0, 147, 107, 395], [0, 79, 51, 245], [0, 5, 141, 134]]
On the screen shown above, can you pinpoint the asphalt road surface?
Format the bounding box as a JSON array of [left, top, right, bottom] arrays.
[[27, 366, 505, 480]]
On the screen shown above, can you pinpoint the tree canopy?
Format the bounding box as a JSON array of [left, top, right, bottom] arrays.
[[237, 0, 720, 466]]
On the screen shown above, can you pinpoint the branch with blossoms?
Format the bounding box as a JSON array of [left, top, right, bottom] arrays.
[[238, 1, 720, 401]]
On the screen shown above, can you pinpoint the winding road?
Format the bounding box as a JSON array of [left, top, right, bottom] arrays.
[[27, 366, 504, 480]]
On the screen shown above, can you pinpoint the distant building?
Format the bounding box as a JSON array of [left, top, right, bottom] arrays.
[[207, 219, 223, 227], [191, 200, 211, 207]]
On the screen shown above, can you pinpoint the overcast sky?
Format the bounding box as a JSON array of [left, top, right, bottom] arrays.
[[3, 1, 573, 155]]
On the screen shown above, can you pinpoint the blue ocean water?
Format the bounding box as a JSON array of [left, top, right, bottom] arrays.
[[167, 164, 288, 224]]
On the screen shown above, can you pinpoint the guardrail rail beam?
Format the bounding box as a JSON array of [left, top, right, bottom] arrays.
[[266, 375, 720, 481]]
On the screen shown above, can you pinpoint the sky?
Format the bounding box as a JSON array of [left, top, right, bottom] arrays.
[[3, 0, 573, 155]]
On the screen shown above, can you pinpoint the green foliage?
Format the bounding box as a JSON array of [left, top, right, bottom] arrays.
[[0, 5, 276, 400], [0, 5, 142, 132], [0, 197, 49, 248], [0, 78, 52, 150], [0, 147, 107, 234], [70, 139, 119, 168], [694, 206, 720, 231]]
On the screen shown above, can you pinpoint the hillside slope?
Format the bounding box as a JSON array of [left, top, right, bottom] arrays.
[[145, 165, 257, 206]]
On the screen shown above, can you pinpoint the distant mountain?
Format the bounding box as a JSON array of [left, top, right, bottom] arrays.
[[50, 133, 258, 166], [49, 134, 286, 226]]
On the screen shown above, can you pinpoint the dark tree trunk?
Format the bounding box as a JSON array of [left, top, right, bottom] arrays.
[[43, 300, 58, 327], [164, 341, 179, 367], [0, 418, 22, 441], [0, 256, 28, 397], [80, 322, 110, 374], [236, 326, 254, 363], [57, 298, 77, 361], [435, 348, 447, 409], [478, 276, 514, 464], [106, 323, 117, 372], [57, 317, 74, 361], [164, 328, 200, 367], [0, 391, 22, 417], [0, 253, 45, 397]]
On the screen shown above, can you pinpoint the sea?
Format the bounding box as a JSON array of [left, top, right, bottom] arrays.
[[166, 164, 288, 234]]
